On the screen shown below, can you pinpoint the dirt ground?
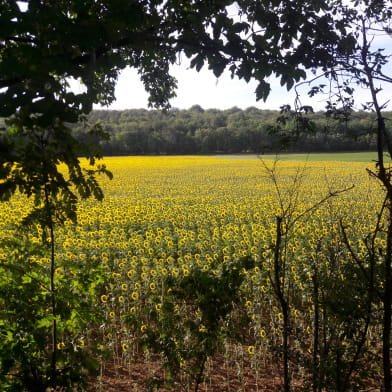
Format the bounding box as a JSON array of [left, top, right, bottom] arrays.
[[87, 348, 286, 392]]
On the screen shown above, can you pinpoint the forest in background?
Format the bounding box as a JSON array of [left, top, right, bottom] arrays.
[[73, 106, 391, 155]]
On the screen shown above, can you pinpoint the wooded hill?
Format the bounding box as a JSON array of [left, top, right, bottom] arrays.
[[74, 106, 390, 155]]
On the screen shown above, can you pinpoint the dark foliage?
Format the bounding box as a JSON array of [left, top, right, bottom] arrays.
[[72, 107, 385, 155]]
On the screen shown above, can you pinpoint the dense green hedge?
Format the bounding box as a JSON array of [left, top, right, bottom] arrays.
[[72, 106, 388, 155]]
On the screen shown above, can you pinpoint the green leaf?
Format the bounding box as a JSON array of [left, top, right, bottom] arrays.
[[36, 317, 54, 329], [255, 80, 271, 101], [21, 275, 32, 284]]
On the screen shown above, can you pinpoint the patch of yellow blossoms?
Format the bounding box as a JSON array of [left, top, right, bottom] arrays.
[[0, 156, 384, 359]]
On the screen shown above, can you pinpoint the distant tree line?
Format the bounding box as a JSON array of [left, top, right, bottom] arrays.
[[72, 106, 390, 155]]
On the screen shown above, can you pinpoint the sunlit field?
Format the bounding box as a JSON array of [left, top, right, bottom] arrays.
[[220, 151, 391, 162], [1, 156, 387, 391]]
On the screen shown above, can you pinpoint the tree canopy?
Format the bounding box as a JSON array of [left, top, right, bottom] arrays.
[[74, 107, 381, 155], [1, 0, 350, 119], [0, 0, 356, 220]]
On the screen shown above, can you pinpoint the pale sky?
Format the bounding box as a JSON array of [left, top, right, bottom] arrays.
[[95, 58, 392, 112], [16, 0, 392, 112], [95, 27, 392, 113], [94, 63, 291, 111]]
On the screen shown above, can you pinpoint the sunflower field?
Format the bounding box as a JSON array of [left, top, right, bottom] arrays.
[[0, 156, 388, 391]]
